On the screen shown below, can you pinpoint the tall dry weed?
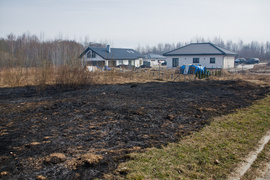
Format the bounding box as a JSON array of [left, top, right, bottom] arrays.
[[34, 61, 54, 91], [0, 67, 29, 87], [1, 66, 268, 89], [55, 66, 93, 87]]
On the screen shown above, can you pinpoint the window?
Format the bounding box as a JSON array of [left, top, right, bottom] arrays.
[[172, 58, 179, 67], [193, 58, 199, 63], [87, 52, 91, 58], [118, 60, 124, 65], [210, 58, 215, 64], [127, 50, 135, 53], [91, 52, 96, 58], [87, 51, 96, 58], [129, 60, 135, 66]]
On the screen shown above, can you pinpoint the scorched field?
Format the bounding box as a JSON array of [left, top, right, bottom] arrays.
[[0, 79, 269, 179]]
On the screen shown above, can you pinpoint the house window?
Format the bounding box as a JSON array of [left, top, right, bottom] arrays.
[[172, 58, 179, 67], [129, 60, 135, 66], [193, 58, 199, 63], [210, 58, 215, 64], [87, 52, 91, 58], [91, 52, 96, 58], [87, 51, 96, 58], [118, 60, 124, 65]]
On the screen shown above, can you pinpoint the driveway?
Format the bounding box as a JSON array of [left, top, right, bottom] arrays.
[[235, 64, 255, 70]]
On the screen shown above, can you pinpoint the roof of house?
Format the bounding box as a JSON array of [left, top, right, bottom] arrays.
[[80, 46, 144, 60], [144, 54, 167, 60], [163, 43, 238, 56]]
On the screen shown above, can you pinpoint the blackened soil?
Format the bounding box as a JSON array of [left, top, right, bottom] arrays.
[[0, 80, 269, 179]]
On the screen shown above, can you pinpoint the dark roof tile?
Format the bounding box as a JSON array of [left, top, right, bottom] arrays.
[[163, 43, 237, 56], [80, 46, 144, 60], [145, 54, 167, 59]]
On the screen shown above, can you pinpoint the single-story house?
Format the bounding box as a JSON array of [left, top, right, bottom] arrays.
[[163, 43, 238, 69], [80, 45, 144, 69], [143, 54, 167, 66]]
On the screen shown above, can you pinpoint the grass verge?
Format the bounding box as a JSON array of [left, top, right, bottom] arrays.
[[115, 94, 270, 179]]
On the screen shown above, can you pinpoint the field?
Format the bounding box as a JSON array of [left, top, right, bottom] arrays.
[[0, 65, 270, 179]]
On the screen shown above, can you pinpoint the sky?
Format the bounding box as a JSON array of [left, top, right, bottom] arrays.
[[0, 0, 269, 48]]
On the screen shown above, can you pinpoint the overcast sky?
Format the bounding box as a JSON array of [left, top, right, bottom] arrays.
[[0, 0, 269, 48]]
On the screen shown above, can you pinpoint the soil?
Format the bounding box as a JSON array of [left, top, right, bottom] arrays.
[[0, 80, 269, 179]]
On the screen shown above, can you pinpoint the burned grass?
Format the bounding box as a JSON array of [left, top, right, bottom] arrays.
[[120, 94, 270, 179], [0, 80, 269, 179]]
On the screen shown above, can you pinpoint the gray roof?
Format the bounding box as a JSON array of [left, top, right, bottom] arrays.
[[163, 43, 237, 56], [144, 54, 167, 60], [80, 46, 144, 60]]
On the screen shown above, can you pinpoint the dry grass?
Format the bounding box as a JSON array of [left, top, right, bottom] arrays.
[[80, 153, 103, 165], [45, 153, 67, 164], [0, 66, 94, 88], [0, 66, 198, 88], [1, 65, 269, 89]]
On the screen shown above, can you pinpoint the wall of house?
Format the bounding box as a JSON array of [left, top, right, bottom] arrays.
[[135, 59, 141, 67], [81, 51, 104, 67], [115, 59, 142, 67], [143, 59, 166, 66], [166, 55, 225, 69], [81, 49, 143, 68], [116, 60, 129, 66], [83, 53, 104, 61], [223, 55, 235, 69]]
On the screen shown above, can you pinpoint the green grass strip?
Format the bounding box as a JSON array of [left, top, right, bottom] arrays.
[[117, 95, 270, 179]]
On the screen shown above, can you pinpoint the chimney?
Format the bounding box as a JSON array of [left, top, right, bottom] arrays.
[[107, 45, 111, 53]]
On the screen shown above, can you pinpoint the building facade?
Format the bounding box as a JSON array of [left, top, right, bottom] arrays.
[[80, 45, 144, 69], [163, 43, 237, 69]]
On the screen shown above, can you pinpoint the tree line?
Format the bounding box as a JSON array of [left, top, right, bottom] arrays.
[[0, 33, 269, 68], [0, 33, 86, 68]]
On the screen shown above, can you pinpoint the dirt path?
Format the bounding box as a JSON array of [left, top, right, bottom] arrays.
[[228, 130, 270, 180], [257, 164, 270, 180], [0, 80, 269, 179]]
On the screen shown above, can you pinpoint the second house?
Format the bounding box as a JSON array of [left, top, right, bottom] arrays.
[[80, 45, 144, 69]]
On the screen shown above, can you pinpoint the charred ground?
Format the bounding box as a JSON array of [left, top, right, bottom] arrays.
[[0, 80, 269, 179]]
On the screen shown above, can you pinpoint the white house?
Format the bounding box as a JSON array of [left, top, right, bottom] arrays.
[[163, 43, 237, 69], [80, 45, 144, 69], [144, 54, 167, 66]]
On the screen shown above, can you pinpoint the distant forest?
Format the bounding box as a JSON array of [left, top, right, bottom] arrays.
[[0, 33, 269, 68]]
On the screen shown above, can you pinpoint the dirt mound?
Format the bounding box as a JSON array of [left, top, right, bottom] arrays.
[[0, 80, 269, 179]]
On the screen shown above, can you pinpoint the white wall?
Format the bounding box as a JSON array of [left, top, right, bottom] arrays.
[[135, 58, 142, 67], [223, 55, 235, 69], [116, 60, 129, 66], [166, 55, 226, 69], [82, 52, 104, 66], [115, 59, 142, 67], [82, 50, 142, 67]]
